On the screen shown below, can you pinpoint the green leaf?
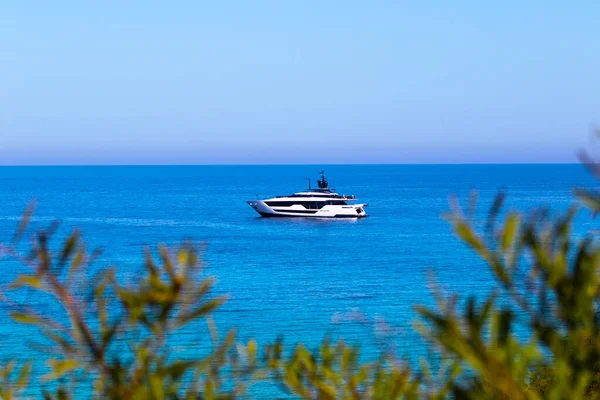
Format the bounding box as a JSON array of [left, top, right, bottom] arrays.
[[9, 275, 44, 290], [0, 360, 15, 379], [159, 245, 176, 281], [43, 359, 79, 381], [501, 213, 519, 251], [10, 312, 43, 325], [13, 202, 36, 243], [455, 221, 484, 251], [497, 309, 513, 345], [59, 232, 79, 267], [166, 360, 197, 380], [44, 330, 76, 355], [67, 249, 85, 283], [57, 387, 69, 400], [149, 374, 165, 400], [247, 339, 257, 361], [574, 188, 600, 212], [195, 277, 215, 298], [487, 192, 506, 232], [176, 296, 228, 327], [101, 321, 120, 350], [16, 361, 32, 390]]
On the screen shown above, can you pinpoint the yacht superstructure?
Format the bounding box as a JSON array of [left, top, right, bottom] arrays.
[[247, 171, 368, 218]]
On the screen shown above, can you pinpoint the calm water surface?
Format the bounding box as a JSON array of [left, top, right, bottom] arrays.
[[0, 164, 594, 395]]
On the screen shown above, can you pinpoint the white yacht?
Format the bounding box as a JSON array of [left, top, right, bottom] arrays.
[[247, 171, 368, 218]]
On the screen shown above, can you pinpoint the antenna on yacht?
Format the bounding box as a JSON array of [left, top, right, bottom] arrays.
[[305, 178, 311, 189]]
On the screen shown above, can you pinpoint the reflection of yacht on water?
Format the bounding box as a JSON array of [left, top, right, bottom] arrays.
[[247, 171, 368, 218]]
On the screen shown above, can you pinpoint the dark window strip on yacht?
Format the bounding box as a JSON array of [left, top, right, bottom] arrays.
[[272, 209, 318, 214], [268, 202, 322, 209], [265, 201, 316, 207]]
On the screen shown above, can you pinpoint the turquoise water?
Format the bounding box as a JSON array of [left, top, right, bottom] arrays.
[[0, 164, 594, 395]]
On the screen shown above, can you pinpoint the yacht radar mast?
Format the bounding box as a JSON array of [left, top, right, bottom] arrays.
[[304, 171, 336, 192], [317, 170, 328, 189]]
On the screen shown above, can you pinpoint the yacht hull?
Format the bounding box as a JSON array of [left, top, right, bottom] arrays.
[[258, 212, 365, 218], [247, 200, 368, 219]]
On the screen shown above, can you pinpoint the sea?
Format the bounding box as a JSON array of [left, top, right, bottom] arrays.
[[0, 164, 595, 396]]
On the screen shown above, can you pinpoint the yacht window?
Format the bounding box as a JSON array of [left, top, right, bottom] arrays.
[[266, 201, 323, 208], [266, 201, 295, 207]]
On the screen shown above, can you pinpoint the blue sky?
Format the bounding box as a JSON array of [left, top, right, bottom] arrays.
[[1, 1, 598, 165]]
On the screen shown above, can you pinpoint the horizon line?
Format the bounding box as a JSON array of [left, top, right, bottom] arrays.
[[0, 161, 582, 167]]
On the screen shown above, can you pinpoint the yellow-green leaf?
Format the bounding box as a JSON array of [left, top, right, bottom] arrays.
[[10, 275, 44, 290], [10, 312, 42, 325], [43, 359, 79, 381], [16, 361, 32, 390], [502, 213, 519, 251]]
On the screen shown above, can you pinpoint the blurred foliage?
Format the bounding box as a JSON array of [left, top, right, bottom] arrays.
[[2, 161, 600, 398]]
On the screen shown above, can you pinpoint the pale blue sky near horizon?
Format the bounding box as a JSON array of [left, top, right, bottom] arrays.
[[1, 1, 599, 165]]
